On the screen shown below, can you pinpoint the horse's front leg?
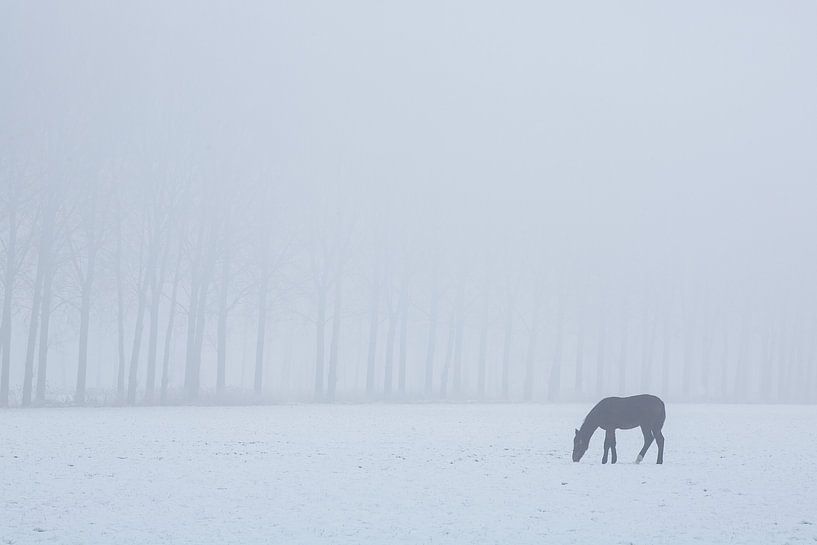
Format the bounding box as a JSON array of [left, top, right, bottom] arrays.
[[602, 432, 611, 464], [609, 429, 617, 464]]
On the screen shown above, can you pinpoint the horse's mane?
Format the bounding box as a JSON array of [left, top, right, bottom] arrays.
[[579, 404, 600, 434]]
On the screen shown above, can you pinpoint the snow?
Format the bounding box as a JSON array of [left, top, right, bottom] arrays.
[[2, 404, 816, 544]]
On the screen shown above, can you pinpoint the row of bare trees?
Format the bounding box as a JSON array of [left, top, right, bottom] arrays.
[[2, 169, 817, 407]]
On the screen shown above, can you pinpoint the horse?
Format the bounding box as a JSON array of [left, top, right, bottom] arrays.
[[572, 394, 666, 464]]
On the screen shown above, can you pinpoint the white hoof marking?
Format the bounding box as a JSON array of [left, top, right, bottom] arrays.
[[636, 455, 644, 464]]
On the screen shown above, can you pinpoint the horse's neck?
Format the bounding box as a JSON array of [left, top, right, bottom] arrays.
[[580, 418, 598, 440]]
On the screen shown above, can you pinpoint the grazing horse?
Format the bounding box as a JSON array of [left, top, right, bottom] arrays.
[[572, 394, 666, 464]]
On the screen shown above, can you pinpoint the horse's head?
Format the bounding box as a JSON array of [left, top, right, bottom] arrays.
[[572, 428, 588, 462]]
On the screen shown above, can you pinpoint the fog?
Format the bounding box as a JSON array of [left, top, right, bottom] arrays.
[[2, 1, 816, 406]]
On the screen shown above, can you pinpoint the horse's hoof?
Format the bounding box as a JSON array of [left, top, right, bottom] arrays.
[[635, 455, 644, 464]]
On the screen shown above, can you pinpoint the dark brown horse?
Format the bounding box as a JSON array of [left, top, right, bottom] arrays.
[[572, 394, 666, 464]]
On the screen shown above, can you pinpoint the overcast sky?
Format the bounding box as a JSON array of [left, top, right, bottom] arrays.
[[2, 1, 817, 399], [4, 1, 816, 270]]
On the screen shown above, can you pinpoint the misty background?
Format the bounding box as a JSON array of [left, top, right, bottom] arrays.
[[2, 1, 816, 406]]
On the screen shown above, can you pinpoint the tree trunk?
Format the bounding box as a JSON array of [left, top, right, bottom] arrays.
[[682, 315, 696, 398], [314, 286, 327, 400], [477, 319, 488, 400], [804, 316, 817, 403], [595, 311, 606, 396], [661, 312, 671, 397], [216, 254, 231, 395], [759, 318, 775, 402], [33, 196, 58, 406], [21, 269, 41, 407], [501, 295, 514, 400], [145, 277, 161, 403], [640, 309, 657, 393], [254, 273, 268, 396], [617, 308, 628, 395], [35, 264, 55, 404], [184, 223, 205, 400], [327, 274, 343, 401], [440, 312, 456, 399], [190, 276, 210, 399], [523, 303, 540, 402], [383, 310, 397, 398], [127, 266, 150, 405], [790, 316, 807, 402], [735, 311, 750, 401], [452, 283, 465, 397], [397, 275, 409, 396], [186, 228, 216, 401], [116, 215, 127, 400], [183, 278, 200, 398], [160, 246, 183, 404], [574, 307, 585, 397], [774, 312, 788, 402], [74, 238, 97, 405], [423, 267, 439, 398], [365, 264, 380, 399], [547, 294, 564, 401], [719, 327, 730, 399], [145, 240, 170, 403], [699, 318, 714, 400], [0, 198, 17, 406], [22, 199, 54, 406]]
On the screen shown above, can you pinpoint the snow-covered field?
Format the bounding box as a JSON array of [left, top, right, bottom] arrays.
[[2, 403, 816, 544]]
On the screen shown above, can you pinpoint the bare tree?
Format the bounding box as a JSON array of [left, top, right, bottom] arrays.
[[501, 291, 514, 400], [308, 207, 353, 401], [215, 239, 232, 395], [639, 297, 658, 394], [439, 305, 456, 399], [660, 307, 672, 397], [574, 294, 586, 397], [547, 289, 565, 402], [326, 264, 344, 401], [160, 238, 184, 404], [126, 220, 153, 405], [382, 272, 399, 398], [115, 203, 127, 400], [70, 180, 104, 405], [1, 173, 32, 405], [596, 304, 607, 397], [144, 236, 170, 403], [22, 188, 57, 406], [396, 263, 410, 397], [253, 247, 270, 396], [523, 286, 542, 402], [616, 306, 629, 396], [365, 246, 383, 398]]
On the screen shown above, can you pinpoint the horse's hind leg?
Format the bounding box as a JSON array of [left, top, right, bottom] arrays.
[[652, 424, 665, 464], [636, 425, 654, 464], [652, 409, 666, 464]]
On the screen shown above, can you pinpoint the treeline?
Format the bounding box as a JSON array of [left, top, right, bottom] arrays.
[[1, 168, 816, 407]]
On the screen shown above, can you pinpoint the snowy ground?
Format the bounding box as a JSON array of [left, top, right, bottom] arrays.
[[2, 404, 816, 544]]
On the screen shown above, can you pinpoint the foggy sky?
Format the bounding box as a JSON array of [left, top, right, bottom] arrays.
[[2, 1, 816, 402]]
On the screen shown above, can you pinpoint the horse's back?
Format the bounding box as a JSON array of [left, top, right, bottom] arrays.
[[593, 394, 665, 430]]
